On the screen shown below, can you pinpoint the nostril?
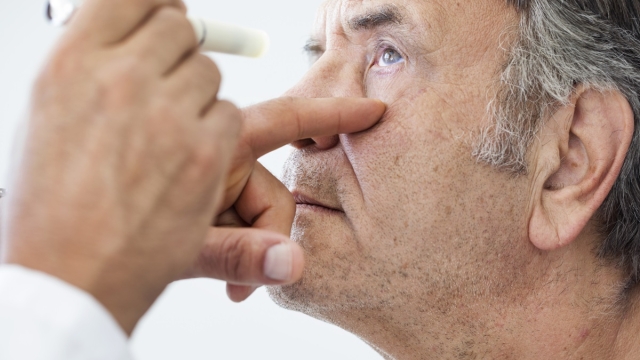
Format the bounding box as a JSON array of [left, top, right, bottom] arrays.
[[291, 138, 315, 149], [311, 135, 340, 150], [291, 135, 340, 151]]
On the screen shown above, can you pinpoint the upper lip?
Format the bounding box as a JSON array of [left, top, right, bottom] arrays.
[[292, 191, 343, 212]]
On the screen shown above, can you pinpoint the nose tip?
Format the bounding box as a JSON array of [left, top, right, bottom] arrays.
[[313, 135, 340, 150], [285, 52, 366, 151]]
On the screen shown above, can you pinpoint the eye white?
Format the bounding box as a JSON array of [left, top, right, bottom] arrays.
[[377, 48, 404, 67]]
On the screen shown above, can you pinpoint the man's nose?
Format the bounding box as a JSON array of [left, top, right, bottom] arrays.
[[285, 52, 365, 150]]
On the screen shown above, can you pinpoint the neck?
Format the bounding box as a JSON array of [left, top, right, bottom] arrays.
[[611, 287, 640, 359], [317, 255, 640, 359]]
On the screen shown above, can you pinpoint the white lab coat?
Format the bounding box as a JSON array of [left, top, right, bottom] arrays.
[[0, 265, 132, 360]]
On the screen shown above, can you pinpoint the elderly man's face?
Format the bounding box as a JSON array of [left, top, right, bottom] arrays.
[[270, 0, 537, 324]]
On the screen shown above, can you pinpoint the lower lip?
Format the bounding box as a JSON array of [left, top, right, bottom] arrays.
[[296, 204, 344, 215]]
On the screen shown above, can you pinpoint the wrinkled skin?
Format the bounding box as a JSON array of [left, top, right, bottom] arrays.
[[268, 0, 640, 359]]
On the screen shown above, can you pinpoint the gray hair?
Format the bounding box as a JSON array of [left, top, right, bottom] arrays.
[[474, 0, 640, 285]]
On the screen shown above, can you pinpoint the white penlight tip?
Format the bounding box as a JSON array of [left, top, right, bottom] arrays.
[[254, 30, 270, 58], [188, 17, 270, 58]]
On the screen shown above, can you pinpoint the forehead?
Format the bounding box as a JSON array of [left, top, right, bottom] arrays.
[[316, 0, 423, 24], [313, 0, 515, 43]]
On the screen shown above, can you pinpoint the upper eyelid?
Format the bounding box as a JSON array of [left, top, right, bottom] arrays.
[[372, 35, 404, 51], [303, 38, 406, 67], [372, 41, 405, 59]]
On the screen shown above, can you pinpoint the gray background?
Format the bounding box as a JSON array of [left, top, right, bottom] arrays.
[[0, 0, 382, 358]]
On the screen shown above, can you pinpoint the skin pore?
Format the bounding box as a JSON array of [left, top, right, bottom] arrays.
[[267, 0, 640, 359]]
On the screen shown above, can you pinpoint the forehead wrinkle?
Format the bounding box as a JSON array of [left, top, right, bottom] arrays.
[[313, 1, 421, 46], [308, 1, 431, 61]]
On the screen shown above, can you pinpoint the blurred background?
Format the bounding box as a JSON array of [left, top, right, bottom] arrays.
[[0, 1, 382, 359]]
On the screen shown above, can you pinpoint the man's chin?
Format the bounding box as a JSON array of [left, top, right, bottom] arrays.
[[266, 282, 313, 313], [265, 249, 342, 315], [265, 257, 352, 317], [266, 280, 353, 321], [268, 211, 376, 315]]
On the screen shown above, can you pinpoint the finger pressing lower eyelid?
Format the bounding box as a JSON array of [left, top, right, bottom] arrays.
[[242, 97, 386, 157]]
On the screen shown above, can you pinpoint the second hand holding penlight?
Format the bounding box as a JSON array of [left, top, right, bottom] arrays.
[[46, 0, 270, 58]]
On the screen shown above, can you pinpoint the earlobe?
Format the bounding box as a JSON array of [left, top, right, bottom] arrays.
[[528, 88, 634, 251]]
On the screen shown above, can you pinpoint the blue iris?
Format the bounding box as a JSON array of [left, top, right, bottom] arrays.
[[377, 48, 404, 67]]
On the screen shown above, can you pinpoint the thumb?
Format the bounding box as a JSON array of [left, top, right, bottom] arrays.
[[188, 227, 304, 285]]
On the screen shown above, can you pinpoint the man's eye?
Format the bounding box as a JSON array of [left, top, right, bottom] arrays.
[[376, 48, 404, 67]]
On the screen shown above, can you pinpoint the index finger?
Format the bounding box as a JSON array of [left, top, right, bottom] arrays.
[[69, 0, 186, 46], [241, 97, 386, 158]]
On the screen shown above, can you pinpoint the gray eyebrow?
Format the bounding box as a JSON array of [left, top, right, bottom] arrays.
[[303, 5, 407, 57], [347, 4, 405, 31], [303, 38, 324, 55]]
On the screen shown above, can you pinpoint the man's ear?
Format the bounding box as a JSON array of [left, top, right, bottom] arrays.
[[529, 87, 634, 251]]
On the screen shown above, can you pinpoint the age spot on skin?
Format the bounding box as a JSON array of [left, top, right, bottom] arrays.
[[579, 328, 590, 341]]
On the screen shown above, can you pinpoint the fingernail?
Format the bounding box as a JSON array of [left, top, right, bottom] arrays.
[[264, 243, 293, 281]]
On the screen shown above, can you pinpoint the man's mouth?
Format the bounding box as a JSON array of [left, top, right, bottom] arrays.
[[292, 191, 344, 214]]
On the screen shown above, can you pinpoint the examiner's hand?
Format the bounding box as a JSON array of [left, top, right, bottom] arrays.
[[189, 97, 386, 301], [1, 0, 239, 333]]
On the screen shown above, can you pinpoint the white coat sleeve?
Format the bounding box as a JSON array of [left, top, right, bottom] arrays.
[[0, 264, 133, 360]]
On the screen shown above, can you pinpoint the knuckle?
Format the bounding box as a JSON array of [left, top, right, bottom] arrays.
[[152, 6, 196, 47], [175, 0, 187, 13], [215, 100, 243, 133], [197, 55, 221, 82], [279, 96, 296, 105], [273, 97, 304, 138], [279, 96, 298, 112], [188, 55, 221, 92], [174, 55, 220, 102], [220, 233, 258, 280], [155, 6, 191, 31], [153, 6, 180, 24]]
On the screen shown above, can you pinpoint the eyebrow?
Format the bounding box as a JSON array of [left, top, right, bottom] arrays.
[[303, 5, 406, 56], [303, 39, 323, 56], [347, 4, 405, 31]]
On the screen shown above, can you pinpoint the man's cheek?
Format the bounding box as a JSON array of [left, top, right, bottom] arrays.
[[342, 97, 424, 169], [365, 74, 415, 104]]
